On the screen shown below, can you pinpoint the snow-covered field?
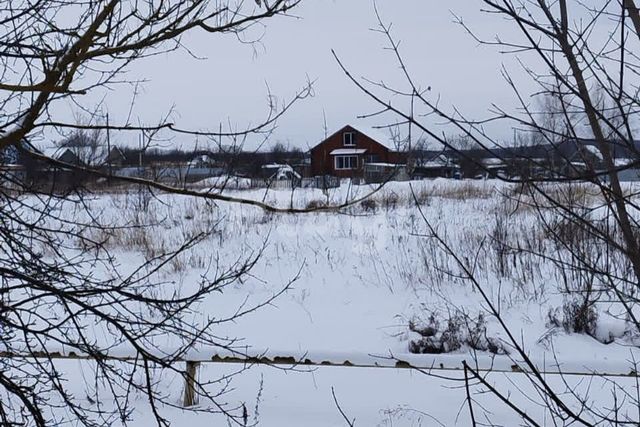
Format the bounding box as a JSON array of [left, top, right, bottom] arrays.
[[42, 359, 640, 426], [73, 179, 640, 366], [10, 178, 640, 425]]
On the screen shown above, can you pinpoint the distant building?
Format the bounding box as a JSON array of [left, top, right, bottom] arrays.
[[309, 125, 405, 179], [260, 163, 301, 181], [411, 154, 459, 179], [41, 147, 83, 166], [103, 147, 127, 167]]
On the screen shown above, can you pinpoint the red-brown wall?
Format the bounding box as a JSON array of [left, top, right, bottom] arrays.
[[310, 125, 402, 178]]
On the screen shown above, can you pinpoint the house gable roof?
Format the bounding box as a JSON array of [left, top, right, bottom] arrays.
[[310, 124, 401, 152]]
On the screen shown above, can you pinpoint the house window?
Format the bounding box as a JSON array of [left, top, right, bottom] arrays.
[[335, 155, 358, 170], [343, 132, 355, 146]]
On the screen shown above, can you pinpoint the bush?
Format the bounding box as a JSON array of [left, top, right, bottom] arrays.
[[360, 198, 377, 213], [430, 181, 493, 199], [382, 192, 399, 210], [547, 299, 598, 337], [413, 187, 430, 205], [305, 199, 326, 210], [408, 312, 507, 355]]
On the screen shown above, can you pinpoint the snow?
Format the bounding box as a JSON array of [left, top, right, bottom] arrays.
[[261, 163, 302, 180], [615, 158, 635, 167], [365, 162, 401, 167], [329, 148, 367, 155], [39, 146, 68, 158], [482, 157, 506, 166], [417, 161, 451, 168], [27, 360, 640, 426], [195, 174, 252, 189], [19, 178, 640, 370], [8, 178, 640, 424], [357, 126, 403, 151], [584, 144, 604, 160]]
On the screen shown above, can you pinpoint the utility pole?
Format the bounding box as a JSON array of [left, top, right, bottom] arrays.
[[409, 91, 414, 153], [106, 113, 112, 176]]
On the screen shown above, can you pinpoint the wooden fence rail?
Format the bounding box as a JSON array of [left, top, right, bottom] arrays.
[[2, 351, 638, 407]]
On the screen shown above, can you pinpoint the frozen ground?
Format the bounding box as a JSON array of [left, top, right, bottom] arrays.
[[41, 359, 640, 426], [69, 179, 640, 370], [10, 178, 640, 424]]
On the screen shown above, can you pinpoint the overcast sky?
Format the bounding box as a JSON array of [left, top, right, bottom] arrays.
[[83, 1, 535, 151]]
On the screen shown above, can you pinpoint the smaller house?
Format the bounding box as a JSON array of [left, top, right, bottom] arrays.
[[260, 163, 302, 186], [23, 146, 92, 190], [188, 154, 216, 169], [42, 147, 83, 166], [291, 155, 312, 178], [412, 154, 459, 179], [564, 143, 603, 171], [103, 147, 127, 167], [481, 158, 510, 179]]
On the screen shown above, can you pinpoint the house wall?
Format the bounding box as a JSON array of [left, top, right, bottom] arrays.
[[310, 125, 399, 178]]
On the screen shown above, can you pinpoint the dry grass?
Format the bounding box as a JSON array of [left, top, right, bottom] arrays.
[[75, 189, 229, 274], [428, 181, 494, 200]]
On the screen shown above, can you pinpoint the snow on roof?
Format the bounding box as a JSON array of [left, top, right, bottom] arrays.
[[40, 146, 64, 157], [419, 161, 453, 169], [615, 158, 635, 167], [416, 155, 454, 168], [277, 169, 301, 180], [312, 124, 405, 152], [353, 126, 403, 151], [38, 146, 78, 160], [583, 145, 604, 160], [482, 158, 507, 166], [365, 162, 402, 167], [262, 163, 293, 170], [260, 163, 301, 180], [330, 148, 367, 155]]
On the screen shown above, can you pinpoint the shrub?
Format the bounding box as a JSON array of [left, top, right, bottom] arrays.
[[491, 207, 511, 278], [430, 181, 493, 199], [382, 192, 399, 210], [412, 187, 430, 205], [360, 198, 377, 213], [547, 299, 598, 337], [305, 199, 326, 210], [408, 312, 507, 355]]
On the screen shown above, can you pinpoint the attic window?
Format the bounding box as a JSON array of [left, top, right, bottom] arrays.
[[343, 132, 355, 146]]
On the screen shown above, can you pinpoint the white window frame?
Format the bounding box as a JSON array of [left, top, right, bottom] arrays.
[[334, 155, 359, 170], [343, 132, 355, 146]]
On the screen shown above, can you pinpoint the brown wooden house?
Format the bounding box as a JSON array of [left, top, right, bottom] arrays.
[[309, 125, 404, 178]]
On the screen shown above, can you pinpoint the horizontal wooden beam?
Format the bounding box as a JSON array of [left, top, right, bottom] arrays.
[[1, 351, 638, 378]]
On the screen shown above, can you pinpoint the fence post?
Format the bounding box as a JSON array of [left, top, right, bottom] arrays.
[[183, 360, 200, 407]]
